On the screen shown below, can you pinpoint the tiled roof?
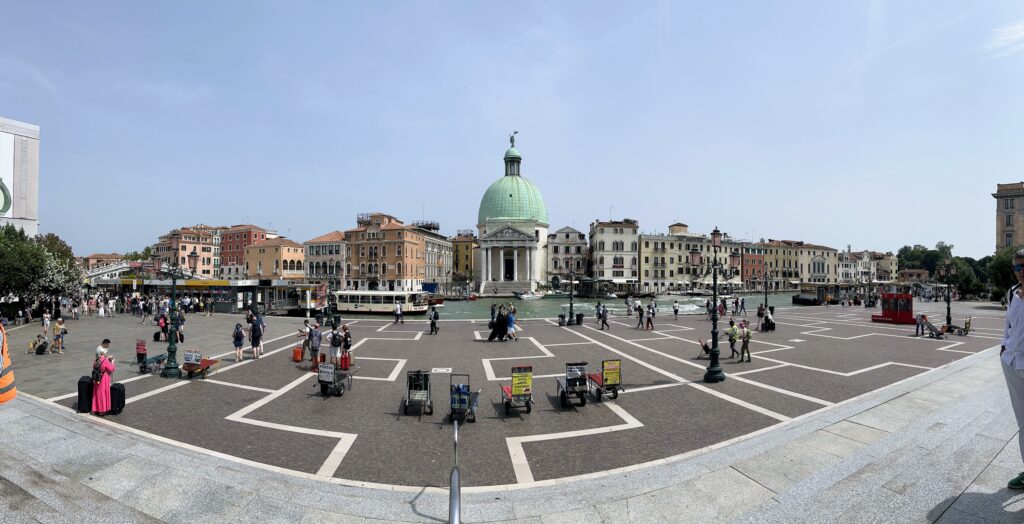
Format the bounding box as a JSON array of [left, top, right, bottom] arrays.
[[306, 231, 345, 243], [248, 237, 303, 249], [84, 253, 122, 259]]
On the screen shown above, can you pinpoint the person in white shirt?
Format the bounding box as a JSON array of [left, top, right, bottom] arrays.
[[1002, 248, 1024, 489]]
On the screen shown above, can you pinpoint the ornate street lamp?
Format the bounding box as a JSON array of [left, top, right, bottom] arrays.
[[763, 269, 769, 310], [704, 227, 726, 383], [938, 257, 957, 328], [567, 256, 576, 326], [152, 247, 199, 379]]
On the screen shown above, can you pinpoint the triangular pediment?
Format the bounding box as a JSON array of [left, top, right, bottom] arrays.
[[482, 226, 535, 242]]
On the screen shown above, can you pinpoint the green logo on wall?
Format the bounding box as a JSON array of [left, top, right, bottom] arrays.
[[0, 179, 10, 215]]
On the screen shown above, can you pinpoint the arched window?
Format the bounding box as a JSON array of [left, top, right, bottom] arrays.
[[564, 258, 570, 270], [297, 261, 302, 271], [382, 263, 388, 275], [397, 262, 402, 276], [359, 263, 365, 276], [335, 262, 342, 275], [599, 256, 604, 265], [552, 259, 559, 269], [576, 260, 582, 270], [346, 264, 351, 276]]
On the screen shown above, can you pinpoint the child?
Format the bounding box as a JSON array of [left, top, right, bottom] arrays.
[[232, 323, 245, 362]]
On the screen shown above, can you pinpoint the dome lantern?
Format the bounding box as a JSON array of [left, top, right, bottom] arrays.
[[504, 130, 521, 176]]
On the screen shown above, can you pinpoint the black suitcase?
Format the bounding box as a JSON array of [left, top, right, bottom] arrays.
[[153, 331, 161, 342], [110, 383, 125, 415], [178, 332, 184, 343], [77, 376, 93, 413]]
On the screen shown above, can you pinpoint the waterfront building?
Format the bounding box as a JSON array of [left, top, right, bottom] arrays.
[[244, 237, 304, 279], [994, 182, 1024, 251], [898, 268, 930, 283], [153, 227, 216, 278], [304, 231, 346, 291], [0, 117, 39, 236], [759, 240, 803, 291], [81, 253, 124, 270], [637, 223, 743, 294], [590, 219, 639, 293], [415, 221, 454, 294], [741, 244, 766, 291], [345, 213, 427, 292], [220, 225, 271, 280], [838, 247, 897, 285], [795, 242, 838, 284], [546, 226, 587, 288], [476, 139, 549, 295], [451, 230, 477, 285]]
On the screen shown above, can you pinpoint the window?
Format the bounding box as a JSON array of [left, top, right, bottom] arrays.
[[599, 256, 605, 265], [1008, 215, 1014, 227], [575, 246, 581, 254], [553, 246, 559, 254], [599, 241, 605, 251], [1007, 232, 1014, 247], [1006, 198, 1015, 210]]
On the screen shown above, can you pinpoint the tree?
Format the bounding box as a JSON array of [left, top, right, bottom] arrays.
[[29, 250, 82, 301], [950, 258, 981, 298], [0, 224, 46, 299], [34, 233, 74, 262], [124, 246, 154, 261], [897, 245, 929, 270], [988, 246, 1020, 295]]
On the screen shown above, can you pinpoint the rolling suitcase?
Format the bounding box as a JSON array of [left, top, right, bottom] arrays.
[[178, 332, 184, 343], [292, 347, 302, 363], [153, 331, 161, 342], [110, 383, 125, 415], [77, 376, 93, 413]]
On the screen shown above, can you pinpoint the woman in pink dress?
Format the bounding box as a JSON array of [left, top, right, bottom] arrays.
[[92, 340, 115, 415]]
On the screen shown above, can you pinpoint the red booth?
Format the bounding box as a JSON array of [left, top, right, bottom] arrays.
[[871, 292, 915, 325]]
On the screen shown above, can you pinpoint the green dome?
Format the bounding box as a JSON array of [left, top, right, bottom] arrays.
[[504, 147, 521, 159], [478, 175, 548, 225]]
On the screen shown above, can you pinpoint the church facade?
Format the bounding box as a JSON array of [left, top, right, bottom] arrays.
[[476, 137, 549, 295]]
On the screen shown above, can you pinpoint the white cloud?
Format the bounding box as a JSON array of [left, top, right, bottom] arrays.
[[986, 19, 1024, 57]]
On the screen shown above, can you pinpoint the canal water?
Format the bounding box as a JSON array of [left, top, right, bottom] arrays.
[[340, 292, 800, 321]]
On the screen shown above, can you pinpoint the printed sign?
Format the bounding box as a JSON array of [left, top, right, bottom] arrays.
[[511, 365, 533, 396], [318, 363, 335, 382], [602, 359, 621, 386], [183, 350, 202, 365]]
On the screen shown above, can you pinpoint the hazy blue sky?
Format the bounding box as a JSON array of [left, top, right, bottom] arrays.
[[3, 1, 1023, 259]]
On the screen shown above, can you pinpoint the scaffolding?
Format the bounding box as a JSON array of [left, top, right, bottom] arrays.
[[413, 220, 440, 232]]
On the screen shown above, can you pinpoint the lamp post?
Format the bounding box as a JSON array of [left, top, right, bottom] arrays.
[[152, 247, 199, 379], [938, 257, 956, 327], [704, 227, 726, 383], [568, 257, 576, 326]]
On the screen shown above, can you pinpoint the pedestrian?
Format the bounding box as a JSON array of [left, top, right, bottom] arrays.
[[739, 321, 752, 362], [92, 340, 115, 416], [309, 323, 321, 369], [328, 323, 343, 364], [595, 302, 602, 324], [299, 320, 312, 360], [636, 304, 645, 329], [249, 313, 265, 359], [53, 318, 66, 354], [625, 297, 632, 317], [507, 308, 519, 342], [429, 306, 440, 335], [1001, 249, 1024, 489], [757, 304, 765, 330], [394, 301, 404, 324], [705, 299, 712, 320], [646, 304, 655, 330], [600, 304, 610, 330], [739, 297, 746, 315], [764, 306, 775, 332], [490, 303, 497, 323], [726, 320, 739, 358], [914, 313, 924, 337], [232, 322, 245, 362], [42, 309, 51, 336], [673, 300, 679, 320]]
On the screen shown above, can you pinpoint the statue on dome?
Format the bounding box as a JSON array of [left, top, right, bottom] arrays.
[[509, 130, 518, 148]]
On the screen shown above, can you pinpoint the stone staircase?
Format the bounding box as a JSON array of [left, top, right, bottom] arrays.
[[480, 281, 533, 296]]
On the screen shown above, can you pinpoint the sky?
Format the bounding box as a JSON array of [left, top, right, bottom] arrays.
[[2, 1, 1023, 260]]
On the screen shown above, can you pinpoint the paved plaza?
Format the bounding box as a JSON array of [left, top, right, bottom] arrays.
[[3, 301, 1005, 491]]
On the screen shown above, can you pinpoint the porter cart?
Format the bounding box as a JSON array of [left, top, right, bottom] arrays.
[[317, 362, 356, 397], [500, 365, 533, 416], [588, 359, 624, 401], [181, 350, 219, 379], [404, 370, 434, 415], [556, 362, 589, 408], [449, 373, 479, 424]]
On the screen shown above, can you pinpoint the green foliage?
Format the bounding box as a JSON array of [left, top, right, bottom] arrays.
[[34, 233, 74, 262], [989, 245, 1022, 295], [897, 245, 929, 270], [124, 246, 154, 261], [0, 224, 82, 301]]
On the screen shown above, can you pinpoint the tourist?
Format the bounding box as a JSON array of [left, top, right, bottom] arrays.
[[487, 306, 506, 341], [394, 301, 404, 324], [15, 309, 23, 326], [506, 308, 519, 342], [232, 322, 245, 362], [624, 297, 632, 317], [600, 304, 610, 330], [725, 320, 739, 358], [490, 303, 497, 323], [299, 320, 312, 360], [428, 304, 440, 333], [595, 302, 602, 324], [1000, 249, 1024, 489], [739, 321, 752, 363], [328, 323, 343, 364], [646, 303, 655, 330], [764, 306, 775, 332], [248, 312, 265, 359], [92, 340, 115, 416], [673, 300, 679, 320], [705, 299, 712, 320], [42, 309, 51, 336], [739, 297, 746, 315], [914, 313, 925, 337], [635, 303, 645, 329], [53, 318, 66, 354], [27, 334, 48, 355], [757, 304, 765, 327], [308, 323, 321, 369]]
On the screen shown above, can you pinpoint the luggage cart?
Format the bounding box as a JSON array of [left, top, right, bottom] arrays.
[[556, 362, 589, 408], [924, 320, 947, 339], [449, 373, 479, 424], [588, 359, 624, 401], [316, 362, 356, 397], [404, 370, 434, 415], [500, 365, 533, 416], [948, 317, 972, 336]]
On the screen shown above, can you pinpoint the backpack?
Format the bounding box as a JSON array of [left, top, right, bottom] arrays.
[[233, 327, 244, 342], [251, 318, 263, 337], [91, 362, 101, 382], [433, 310, 440, 321], [343, 332, 352, 350], [331, 332, 343, 347]]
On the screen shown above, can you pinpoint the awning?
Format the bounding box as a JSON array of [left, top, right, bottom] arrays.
[[611, 279, 628, 284], [789, 280, 801, 285]]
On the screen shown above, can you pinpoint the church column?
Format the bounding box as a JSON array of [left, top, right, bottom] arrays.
[[513, 248, 519, 282], [483, 247, 489, 282], [527, 247, 533, 282], [499, 248, 505, 281]]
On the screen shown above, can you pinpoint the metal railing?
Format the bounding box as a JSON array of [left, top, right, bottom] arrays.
[[449, 420, 461, 524]]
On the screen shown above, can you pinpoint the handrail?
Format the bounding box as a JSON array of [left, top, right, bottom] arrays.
[[449, 419, 461, 524]]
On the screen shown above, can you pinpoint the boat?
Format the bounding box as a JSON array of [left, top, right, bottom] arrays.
[[468, 293, 478, 301], [427, 295, 445, 306], [333, 290, 429, 315], [514, 291, 543, 300], [604, 292, 618, 299], [543, 290, 568, 299]]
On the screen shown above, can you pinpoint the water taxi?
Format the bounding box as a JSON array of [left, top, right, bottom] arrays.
[[333, 290, 430, 315]]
